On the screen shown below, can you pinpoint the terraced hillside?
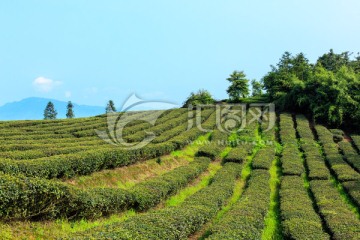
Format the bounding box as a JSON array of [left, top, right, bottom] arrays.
[[0, 107, 359, 239]]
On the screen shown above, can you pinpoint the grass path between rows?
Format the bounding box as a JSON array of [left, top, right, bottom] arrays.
[[261, 145, 283, 240], [0, 133, 212, 240], [63, 133, 212, 189], [195, 124, 266, 240], [165, 161, 222, 207]]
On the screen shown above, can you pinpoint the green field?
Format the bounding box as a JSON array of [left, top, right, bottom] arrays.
[[0, 107, 360, 239]]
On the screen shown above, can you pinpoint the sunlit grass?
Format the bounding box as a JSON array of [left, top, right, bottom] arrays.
[[199, 124, 263, 239], [1, 133, 214, 239], [262, 156, 283, 240], [0, 209, 137, 240], [65, 133, 212, 189], [171, 132, 211, 160], [165, 161, 222, 207]]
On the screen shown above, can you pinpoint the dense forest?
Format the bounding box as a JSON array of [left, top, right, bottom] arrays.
[[263, 49, 360, 129], [184, 49, 360, 129]]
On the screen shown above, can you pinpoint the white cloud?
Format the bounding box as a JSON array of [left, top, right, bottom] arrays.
[[33, 77, 62, 92], [65, 91, 72, 98]]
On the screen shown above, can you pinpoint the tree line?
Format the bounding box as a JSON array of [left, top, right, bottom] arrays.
[[43, 100, 117, 120], [183, 49, 360, 128]]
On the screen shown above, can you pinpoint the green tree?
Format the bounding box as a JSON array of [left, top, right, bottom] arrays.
[[251, 79, 263, 96], [44, 101, 57, 120], [262, 50, 360, 128], [106, 100, 116, 113], [226, 71, 250, 101], [66, 101, 75, 119], [183, 89, 215, 107], [349, 53, 360, 74], [317, 49, 350, 72], [302, 65, 360, 126], [262, 52, 311, 109]]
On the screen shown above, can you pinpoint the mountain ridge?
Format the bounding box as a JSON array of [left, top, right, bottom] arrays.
[[0, 97, 104, 120]]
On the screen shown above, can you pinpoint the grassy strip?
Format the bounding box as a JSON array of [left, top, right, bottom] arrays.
[[73, 162, 242, 239], [314, 125, 360, 216], [200, 113, 273, 239], [207, 170, 271, 239], [64, 156, 190, 189], [262, 113, 282, 240], [165, 161, 222, 207], [215, 146, 259, 220], [331, 178, 360, 219], [262, 147, 282, 240], [64, 133, 212, 189], [0, 134, 214, 239], [0, 210, 137, 240], [129, 157, 211, 211]]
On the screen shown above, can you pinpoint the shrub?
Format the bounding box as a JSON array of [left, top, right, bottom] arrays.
[[0, 112, 217, 180], [197, 129, 229, 160], [0, 173, 71, 220], [281, 146, 304, 176], [223, 144, 253, 164], [0, 158, 211, 220], [76, 162, 242, 239], [342, 181, 360, 207], [131, 157, 210, 210], [280, 176, 330, 240], [315, 126, 360, 182], [338, 141, 360, 172], [197, 143, 224, 160], [351, 135, 360, 152], [330, 129, 344, 143], [295, 115, 330, 180], [208, 170, 270, 239], [252, 146, 275, 170], [311, 180, 360, 239]]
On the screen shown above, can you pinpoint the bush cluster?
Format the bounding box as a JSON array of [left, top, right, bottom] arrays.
[[342, 181, 360, 207], [130, 157, 210, 210], [124, 110, 190, 143], [223, 145, 253, 164], [280, 176, 330, 239], [280, 114, 304, 176], [311, 180, 360, 239], [0, 158, 210, 220], [252, 146, 275, 170], [315, 125, 360, 182], [295, 115, 329, 180], [75, 162, 242, 239], [351, 135, 360, 152], [0, 110, 217, 180], [208, 170, 270, 239], [197, 129, 229, 160], [338, 141, 360, 172]]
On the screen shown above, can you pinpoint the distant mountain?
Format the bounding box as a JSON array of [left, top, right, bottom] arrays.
[[0, 97, 104, 120]]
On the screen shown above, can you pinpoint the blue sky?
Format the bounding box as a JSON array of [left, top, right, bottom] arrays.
[[0, 0, 359, 108]]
